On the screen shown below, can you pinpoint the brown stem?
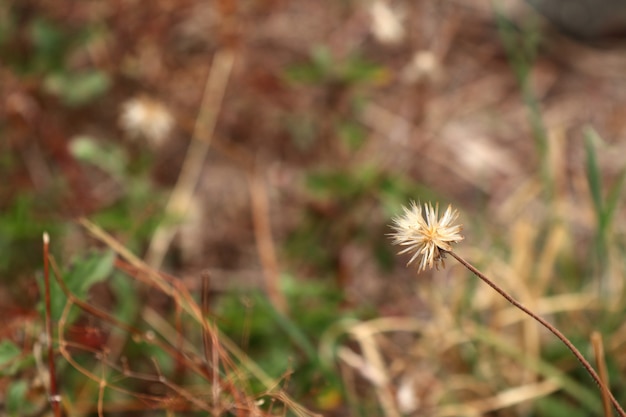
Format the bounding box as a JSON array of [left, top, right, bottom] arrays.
[[447, 250, 625, 417], [43, 233, 62, 417], [591, 331, 612, 417], [248, 170, 287, 314]]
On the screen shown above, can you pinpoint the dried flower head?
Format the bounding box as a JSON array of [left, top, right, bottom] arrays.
[[390, 201, 464, 273], [119, 95, 174, 148]]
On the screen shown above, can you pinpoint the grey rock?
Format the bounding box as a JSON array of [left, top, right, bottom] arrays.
[[528, 0, 626, 39]]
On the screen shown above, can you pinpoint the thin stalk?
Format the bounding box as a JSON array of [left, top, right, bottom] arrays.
[[591, 331, 612, 417], [447, 250, 625, 417], [43, 232, 62, 417]]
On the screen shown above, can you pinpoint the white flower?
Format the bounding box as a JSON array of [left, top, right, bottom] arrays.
[[119, 95, 174, 147], [369, 1, 405, 45], [390, 202, 464, 273]]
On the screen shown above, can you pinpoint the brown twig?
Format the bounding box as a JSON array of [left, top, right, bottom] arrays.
[[173, 299, 186, 384], [447, 250, 625, 417], [201, 272, 212, 367], [200, 273, 223, 417], [248, 170, 287, 314], [43, 232, 62, 417]]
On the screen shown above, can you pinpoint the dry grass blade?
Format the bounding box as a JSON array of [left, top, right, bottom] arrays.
[[78, 217, 322, 416], [347, 318, 427, 417], [591, 332, 613, 417], [434, 379, 561, 417], [146, 48, 236, 269], [248, 170, 287, 313], [448, 250, 626, 417]]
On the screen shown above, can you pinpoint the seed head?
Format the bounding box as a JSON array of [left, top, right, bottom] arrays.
[[390, 201, 464, 273], [119, 95, 174, 148]]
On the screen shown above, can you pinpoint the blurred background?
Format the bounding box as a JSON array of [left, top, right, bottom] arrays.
[[3, 0, 626, 416]]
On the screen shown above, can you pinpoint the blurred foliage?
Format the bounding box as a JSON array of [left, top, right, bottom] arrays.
[[69, 137, 168, 251], [285, 46, 385, 152], [285, 46, 387, 86], [287, 164, 440, 275], [215, 277, 354, 395], [0, 340, 24, 378], [1, 14, 111, 105], [37, 249, 115, 322], [584, 127, 626, 293], [0, 193, 59, 277]]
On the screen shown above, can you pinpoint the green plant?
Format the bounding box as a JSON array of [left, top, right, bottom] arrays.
[[214, 275, 358, 403], [1, 15, 110, 106], [584, 127, 626, 295], [495, 7, 552, 198]]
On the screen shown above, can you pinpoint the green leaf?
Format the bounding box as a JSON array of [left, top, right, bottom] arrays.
[[584, 127, 603, 217], [6, 380, 28, 416], [0, 340, 21, 369], [69, 136, 128, 178], [44, 250, 115, 322], [44, 70, 111, 106], [31, 19, 65, 55], [69, 249, 116, 294], [0, 340, 20, 363], [30, 18, 67, 72], [340, 56, 386, 84]]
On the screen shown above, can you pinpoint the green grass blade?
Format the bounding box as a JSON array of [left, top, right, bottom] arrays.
[[494, 2, 552, 197], [584, 128, 604, 218], [256, 293, 318, 362]]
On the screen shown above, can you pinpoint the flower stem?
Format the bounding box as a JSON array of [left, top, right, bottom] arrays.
[[447, 250, 625, 417]]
